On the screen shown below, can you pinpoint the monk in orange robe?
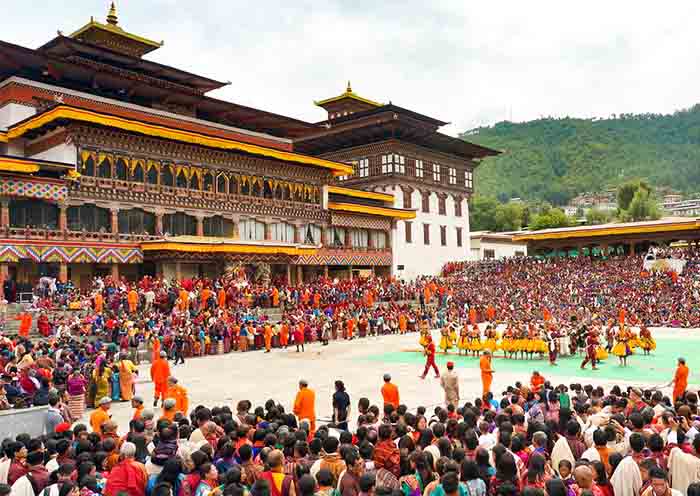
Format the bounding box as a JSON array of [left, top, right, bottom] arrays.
[[18, 312, 32, 339], [95, 292, 104, 314], [313, 292, 321, 309], [469, 308, 477, 326], [280, 323, 289, 348], [264, 324, 272, 352], [127, 288, 138, 313], [346, 318, 355, 339], [530, 371, 545, 391], [217, 288, 226, 309], [150, 352, 171, 406], [672, 357, 689, 401], [398, 314, 407, 334], [178, 288, 189, 311], [151, 337, 161, 363], [486, 305, 496, 322], [200, 287, 212, 307], [272, 287, 279, 307], [293, 380, 316, 433], [618, 309, 626, 326], [165, 377, 189, 415], [479, 351, 494, 397]]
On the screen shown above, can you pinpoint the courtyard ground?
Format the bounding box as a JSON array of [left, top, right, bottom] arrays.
[[100, 327, 699, 428]]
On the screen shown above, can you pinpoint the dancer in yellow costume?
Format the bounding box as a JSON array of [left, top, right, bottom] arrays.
[[448, 324, 458, 351], [502, 327, 515, 358], [612, 326, 633, 366], [639, 325, 656, 355], [439, 327, 453, 353], [457, 324, 469, 356], [468, 325, 483, 356], [483, 326, 499, 354]]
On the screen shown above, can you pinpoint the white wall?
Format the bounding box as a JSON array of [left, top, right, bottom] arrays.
[[389, 185, 470, 279], [0, 103, 35, 129], [470, 239, 527, 261], [30, 142, 77, 164]]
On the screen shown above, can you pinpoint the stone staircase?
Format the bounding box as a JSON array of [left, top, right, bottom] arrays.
[[2, 303, 41, 339]]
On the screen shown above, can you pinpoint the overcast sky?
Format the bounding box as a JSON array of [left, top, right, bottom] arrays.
[[5, 1, 700, 135]]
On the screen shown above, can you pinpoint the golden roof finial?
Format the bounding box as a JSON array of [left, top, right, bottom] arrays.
[[346, 81, 352, 93], [106, 2, 118, 25]]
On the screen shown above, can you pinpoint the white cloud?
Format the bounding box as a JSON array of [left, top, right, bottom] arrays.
[[5, 0, 700, 135]]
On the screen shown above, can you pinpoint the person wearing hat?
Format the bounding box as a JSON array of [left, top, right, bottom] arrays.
[[160, 398, 178, 423], [381, 373, 400, 410], [89, 397, 112, 435], [150, 350, 170, 407], [440, 361, 460, 407], [420, 333, 440, 380]]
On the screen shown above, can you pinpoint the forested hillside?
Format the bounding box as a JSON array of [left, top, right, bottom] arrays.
[[462, 105, 700, 204]]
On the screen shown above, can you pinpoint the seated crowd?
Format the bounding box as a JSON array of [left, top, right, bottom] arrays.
[[1, 376, 700, 496]]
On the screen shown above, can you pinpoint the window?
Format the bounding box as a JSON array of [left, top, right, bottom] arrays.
[[10, 199, 58, 229], [515, 251, 525, 257], [440, 226, 447, 246], [438, 196, 446, 215], [351, 229, 369, 248], [403, 189, 412, 209], [423, 224, 430, 245], [304, 224, 321, 244], [448, 167, 457, 185], [162, 212, 196, 236], [421, 193, 430, 213], [484, 249, 496, 260], [358, 158, 369, 178], [371, 230, 387, 249], [203, 216, 234, 237], [415, 159, 424, 178], [216, 174, 227, 194], [239, 219, 265, 241], [455, 199, 462, 217], [118, 208, 155, 235], [405, 221, 413, 243], [381, 154, 405, 174], [271, 222, 295, 243], [68, 205, 110, 232], [331, 227, 346, 247], [456, 227, 463, 247], [464, 170, 473, 189], [432, 163, 441, 182]]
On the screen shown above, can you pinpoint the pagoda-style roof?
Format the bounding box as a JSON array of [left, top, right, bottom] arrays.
[[7, 104, 353, 176], [327, 186, 394, 204], [314, 81, 383, 108], [141, 236, 318, 256], [65, 3, 162, 58], [0, 131, 7, 143]]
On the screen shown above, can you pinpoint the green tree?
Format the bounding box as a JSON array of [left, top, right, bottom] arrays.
[[585, 207, 613, 225], [528, 208, 575, 230], [469, 196, 499, 231], [494, 202, 524, 231], [617, 180, 651, 211], [625, 188, 661, 221]]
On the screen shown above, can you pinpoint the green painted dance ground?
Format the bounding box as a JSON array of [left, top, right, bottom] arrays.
[[363, 335, 700, 385]]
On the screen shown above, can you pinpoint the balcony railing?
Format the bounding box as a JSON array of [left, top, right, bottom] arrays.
[[0, 226, 161, 243]]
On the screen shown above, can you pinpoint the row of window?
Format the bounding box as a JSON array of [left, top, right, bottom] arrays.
[[403, 192, 463, 217], [404, 221, 463, 247], [338, 154, 474, 188], [79, 157, 320, 203], [7, 200, 390, 247]]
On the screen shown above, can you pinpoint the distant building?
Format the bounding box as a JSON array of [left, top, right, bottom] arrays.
[[662, 198, 700, 217], [469, 231, 527, 261]]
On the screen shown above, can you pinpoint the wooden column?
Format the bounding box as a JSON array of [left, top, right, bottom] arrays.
[[296, 265, 303, 284], [111, 263, 120, 281], [0, 197, 9, 228], [344, 229, 351, 248], [324, 265, 329, 278], [59, 262, 68, 283], [293, 224, 302, 244], [110, 208, 119, 235], [196, 215, 204, 237], [175, 261, 182, 281], [155, 212, 164, 236], [58, 203, 68, 232], [286, 264, 292, 285], [264, 222, 272, 241]]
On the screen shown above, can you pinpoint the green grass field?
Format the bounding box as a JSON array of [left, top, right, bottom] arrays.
[[363, 335, 699, 385]]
